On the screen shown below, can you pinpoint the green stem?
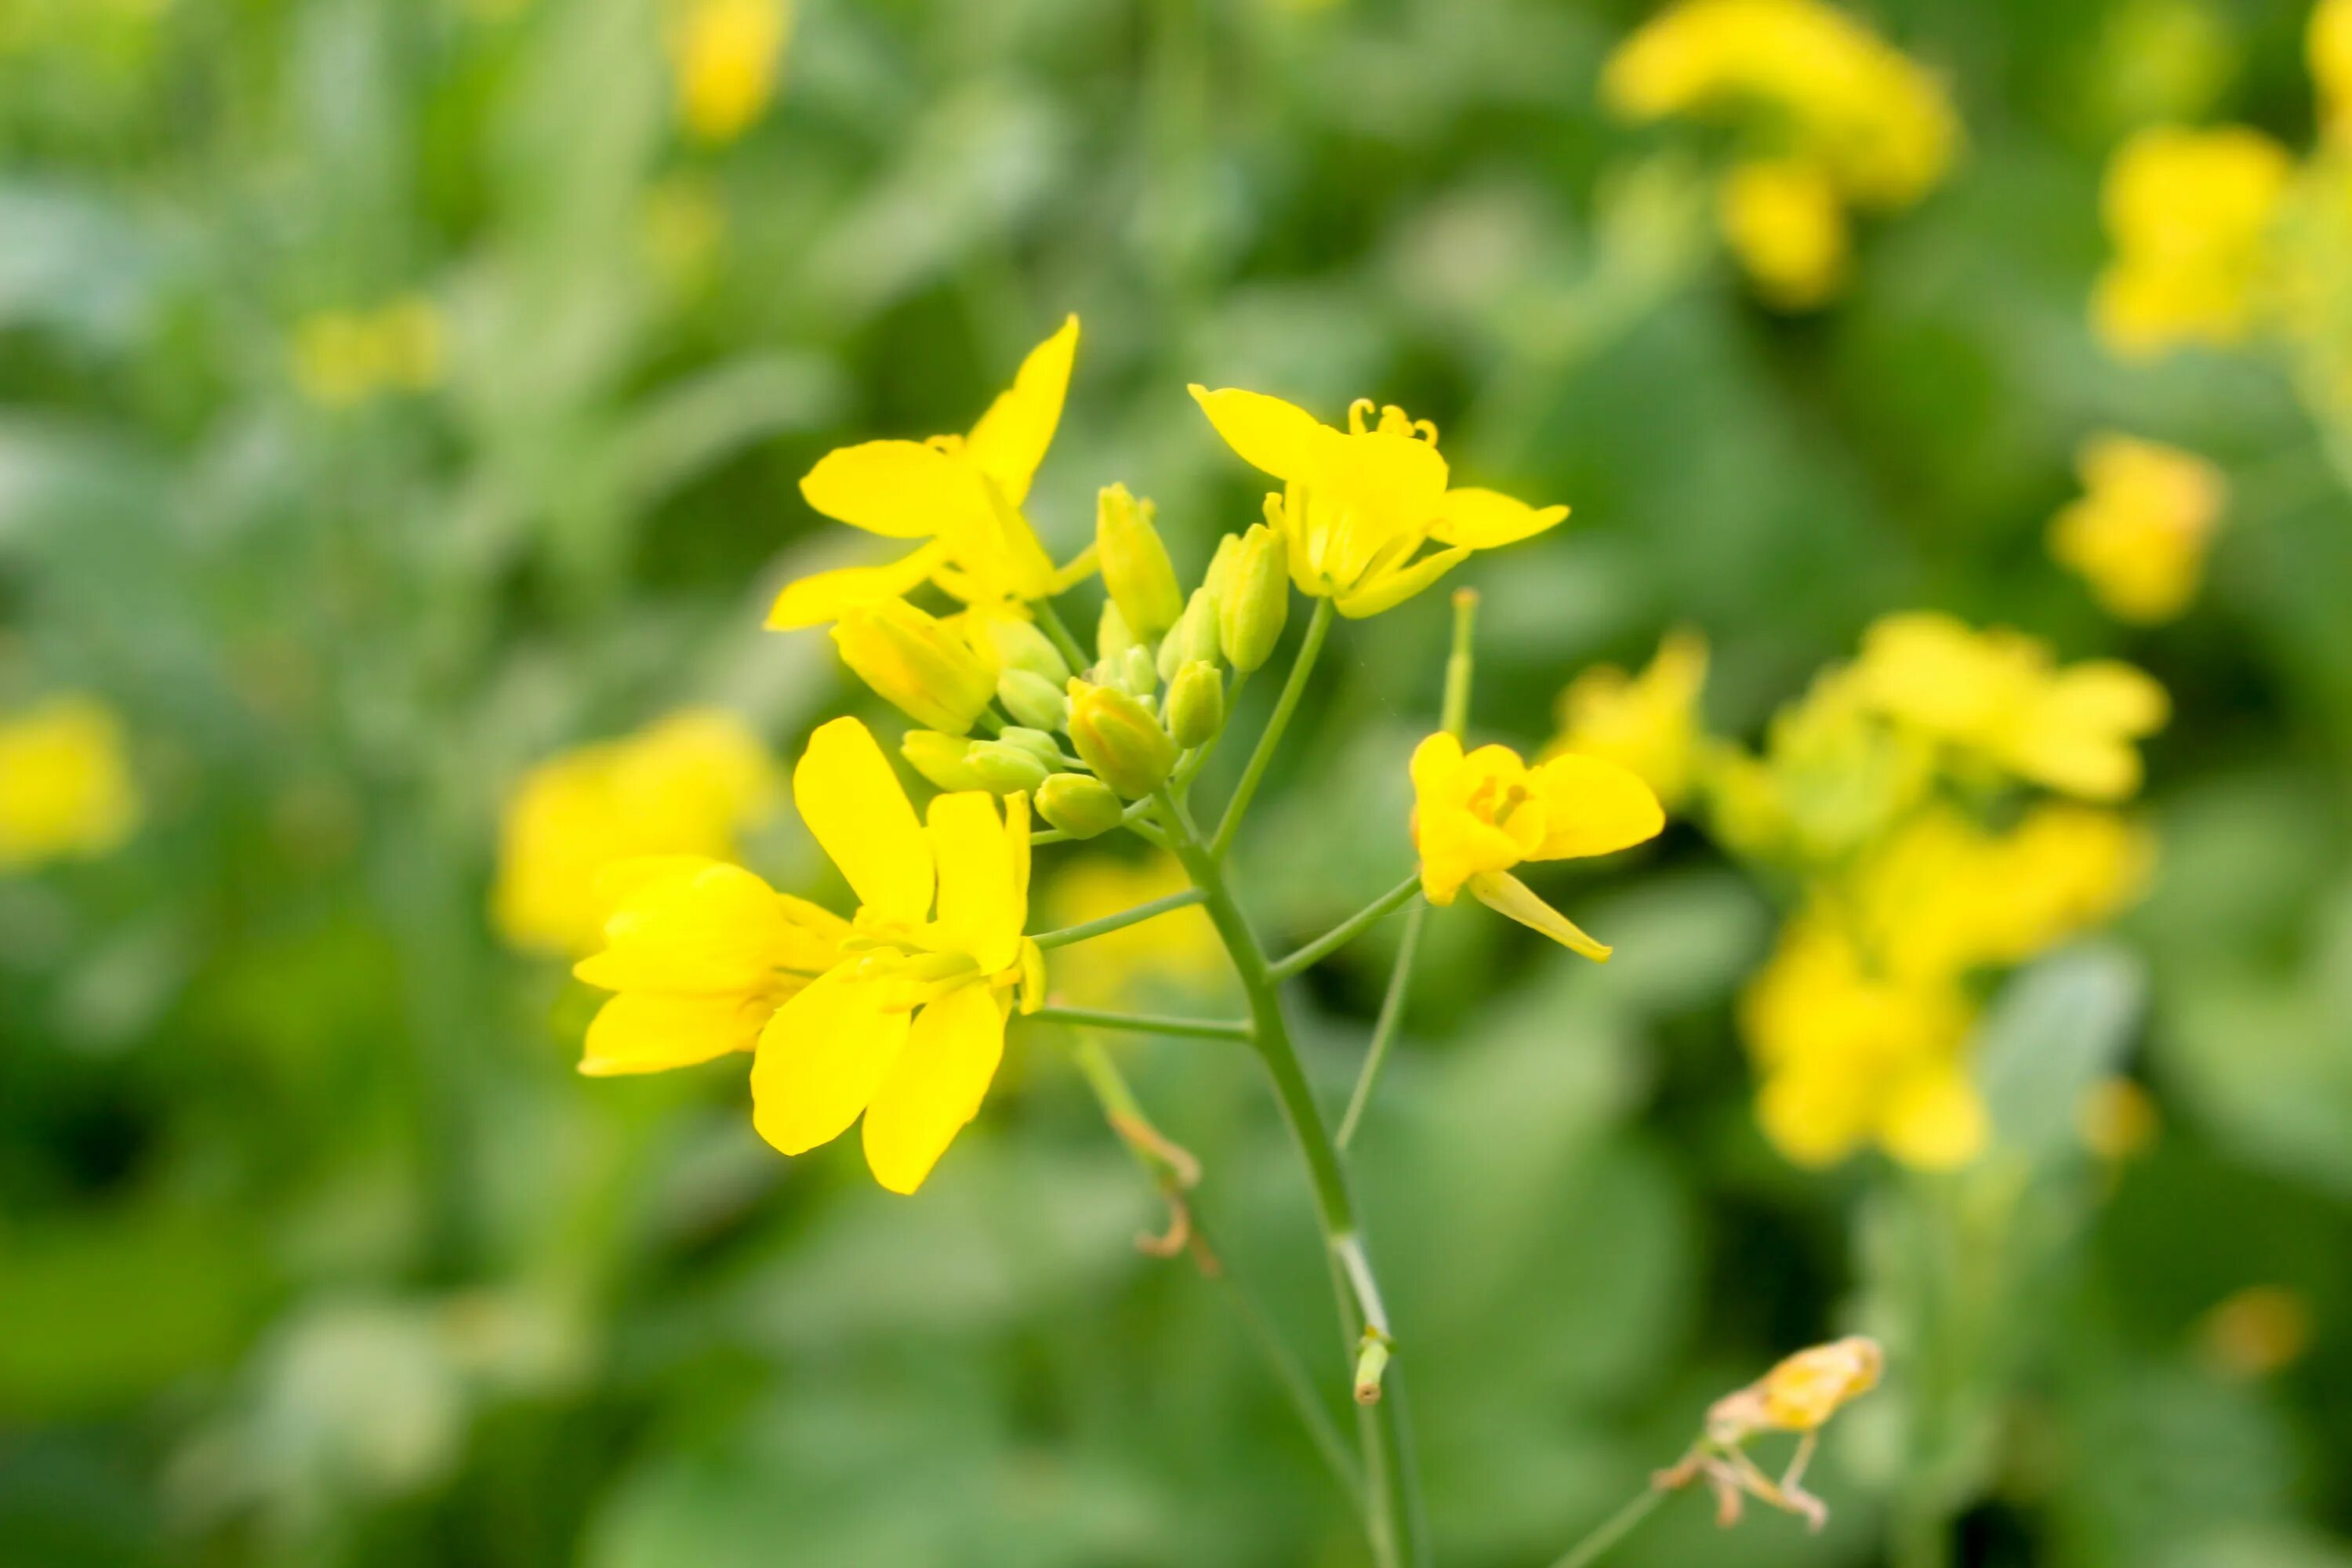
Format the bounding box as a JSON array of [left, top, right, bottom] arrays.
[[1544, 1485, 1668, 1568], [1033, 597, 1093, 675], [1269, 875, 1424, 982], [1336, 899, 1423, 1152], [1210, 597, 1334, 861], [1440, 588, 1479, 737], [1029, 1005, 1251, 1042], [1033, 888, 1208, 950]]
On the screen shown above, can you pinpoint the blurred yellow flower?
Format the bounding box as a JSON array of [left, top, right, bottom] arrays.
[[1547, 627, 1709, 809], [2093, 124, 2292, 358], [2049, 433, 2227, 622], [1718, 159, 1849, 310], [748, 717, 1044, 1193], [573, 857, 847, 1076], [771, 317, 1094, 630], [1852, 612, 2168, 801], [0, 695, 139, 871], [1702, 666, 1933, 866], [493, 709, 778, 956], [2199, 1285, 2314, 1378], [2315, 0, 2352, 144], [1044, 853, 1222, 1007], [2076, 1074, 2160, 1161], [1189, 389, 1570, 617], [1408, 731, 1662, 960], [292, 296, 445, 408], [667, 0, 791, 145]]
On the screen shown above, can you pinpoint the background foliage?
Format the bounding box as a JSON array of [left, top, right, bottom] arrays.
[[3, 1, 2349, 1565]]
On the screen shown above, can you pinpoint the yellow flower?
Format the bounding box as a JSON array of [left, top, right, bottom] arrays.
[[1189, 389, 1570, 617], [493, 710, 778, 956], [829, 596, 999, 735], [2049, 434, 2227, 622], [1602, 0, 1959, 210], [1407, 731, 1663, 960], [748, 717, 1045, 1193], [1701, 666, 1933, 866], [0, 695, 139, 871], [291, 296, 445, 408], [2316, 0, 2352, 144], [769, 318, 1094, 630], [1044, 853, 1224, 1007], [573, 857, 848, 1076], [1850, 612, 2168, 801], [2200, 1286, 2314, 1379], [1547, 628, 1709, 809], [1718, 159, 1849, 310], [2093, 124, 2292, 358], [2076, 1074, 2159, 1162], [667, 0, 791, 144]]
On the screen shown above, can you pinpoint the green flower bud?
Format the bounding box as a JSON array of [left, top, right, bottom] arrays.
[[1120, 644, 1159, 698], [1036, 772, 1125, 839], [834, 599, 997, 735], [998, 668, 1069, 732], [1098, 601, 1139, 666], [902, 729, 986, 793], [965, 739, 1052, 797], [980, 616, 1070, 684], [1156, 626, 1187, 686], [1165, 659, 1225, 749], [1220, 521, 1290, 674], [996, 727, 1063, 770], [1096, 483, 1184, 640], [1204, 532, 1243, 600], [1179, 583, 1221, 666], [1067, 679, 1178, 798]]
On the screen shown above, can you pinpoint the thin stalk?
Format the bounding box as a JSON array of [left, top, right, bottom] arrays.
[[1033, 597, 1093, 675], [1210, 597, 1333, 860], [1544, 1485, 1668, 1568], [1033, 888, 1207, 950], [1028, 1005, 1251, 1042], [1269, 875, 1424, 982]]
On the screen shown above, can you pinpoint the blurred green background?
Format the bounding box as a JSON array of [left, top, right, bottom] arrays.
[[5, 1, 2350, 1565]]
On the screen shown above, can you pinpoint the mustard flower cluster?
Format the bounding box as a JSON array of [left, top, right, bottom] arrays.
[[1602, 0, 1960, 309]]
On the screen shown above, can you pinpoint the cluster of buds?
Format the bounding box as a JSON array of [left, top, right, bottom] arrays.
[[1655, 1335, 1883, 1532], [887, 483, 1289, 837]]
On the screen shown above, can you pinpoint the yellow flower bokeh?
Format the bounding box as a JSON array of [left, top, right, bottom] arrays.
[[0, 695, 140, 872], [2049, 433, 2227, 623]]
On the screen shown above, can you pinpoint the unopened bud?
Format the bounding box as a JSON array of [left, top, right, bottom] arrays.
[[1220, 522, 1290, 673], [1067, 680, 1178, 798], [902, 730, 986, 793], [996, 727, 1063, 770], [998, 668, 1069, 732], [833, 600, 996, 735], [1098, 601, 1139, 666], [1157, 626, 1187, 686], [979, 616, 1070, 684], [1165, 660, 1225, 749], [966, 739, 1052, 797], [1203, 532, 1243, 601], [1179, 583, 1222, 667], [1097, 483, 1184, 640], [1120, 644, 1158, 698], [1036, 771, 1125, 838]]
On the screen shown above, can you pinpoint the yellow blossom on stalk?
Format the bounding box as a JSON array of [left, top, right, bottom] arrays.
[[0, 695, 140, 871], [749, 717, 1045, 1193], [493, 709, 778, 956], [1659, 1335, 1884, 1530], [2049, 434, 2227, 622], [1044, 853, 1223, 1007], [2315, 0, 2352, 144], [2093, 124, 2292, 358], [1851, 612, 2168, 801], [572, 857, 848, 1076], [1718, 160, 1849, 310], [1407, 731, 1663, 960], [667, 0, 791, 144], [1188, 389, 1570, 617], [770, 318, 1095, 631], [1547, 628, 1709, 809]]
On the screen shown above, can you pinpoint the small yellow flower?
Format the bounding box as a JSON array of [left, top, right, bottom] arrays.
[[2049, 434, 2227, 622], [1044, 853, 1224, 1007], [749, 717, 1045, 1193], [0, 695, 139, 871], [667, 0, 791, 145], [770, 317, 1094, 630], [493, 709, 778, 956], [1407, 731, 1663, 960], [2199, 1286, 2314, 1379], [2315, 0, 2352, 145], [1717, 159, 1850, 310], [1189, 389, 1570, 617], [2093, 123, 2292, 358], [1548, 628, 1709, 809], [1700, 666, 1933, 867], [1850, 612, 2168, 801]]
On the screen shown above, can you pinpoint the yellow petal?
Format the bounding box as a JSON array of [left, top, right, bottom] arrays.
[[764, 543, 949, 630], [1334, 544, 1469, 618], [1003, 788, 1032, 913], [859, 980, 1008, 1193], [580, 989, 771, 1076], [800, 439, 989, 539], [573, 859, 800, 993], [1189, 385, 1327, 481], [749, 966, 910, 1156], [964, 315, 1079, 506], [1466, 869, 1613, 961], [1432, 488, 1570, 550], [926, 790, 1023, 973], [1527, 753, 1666, 860], [794, 717, 934, 923], [1879, 1065, 1989, 1171]]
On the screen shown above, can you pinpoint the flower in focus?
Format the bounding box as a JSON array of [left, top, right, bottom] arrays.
[[1044, 853, 1224, 1007], [2093, 124, 2292, 358], [1851, 612, 2168, 801], [749, 717, 1045, 1193], [1718, 159, 1849, 310], [830, 595, 1000, 736], [1189, 389, 1569, 617], [1658, 1335, 1883, 1530], [572, 857, 848, 1076], [770, 317, 1094, 630], [1408, 731, 1663, 960], [493, 709, 778, 956], [2049, 434, 2227, 622], [2316, 0, 2352, 145], [667, 0, 792, 144], [292, 296, 445, 408], [0, 695, 140, 871], [1547, 628, 1709, 810]]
